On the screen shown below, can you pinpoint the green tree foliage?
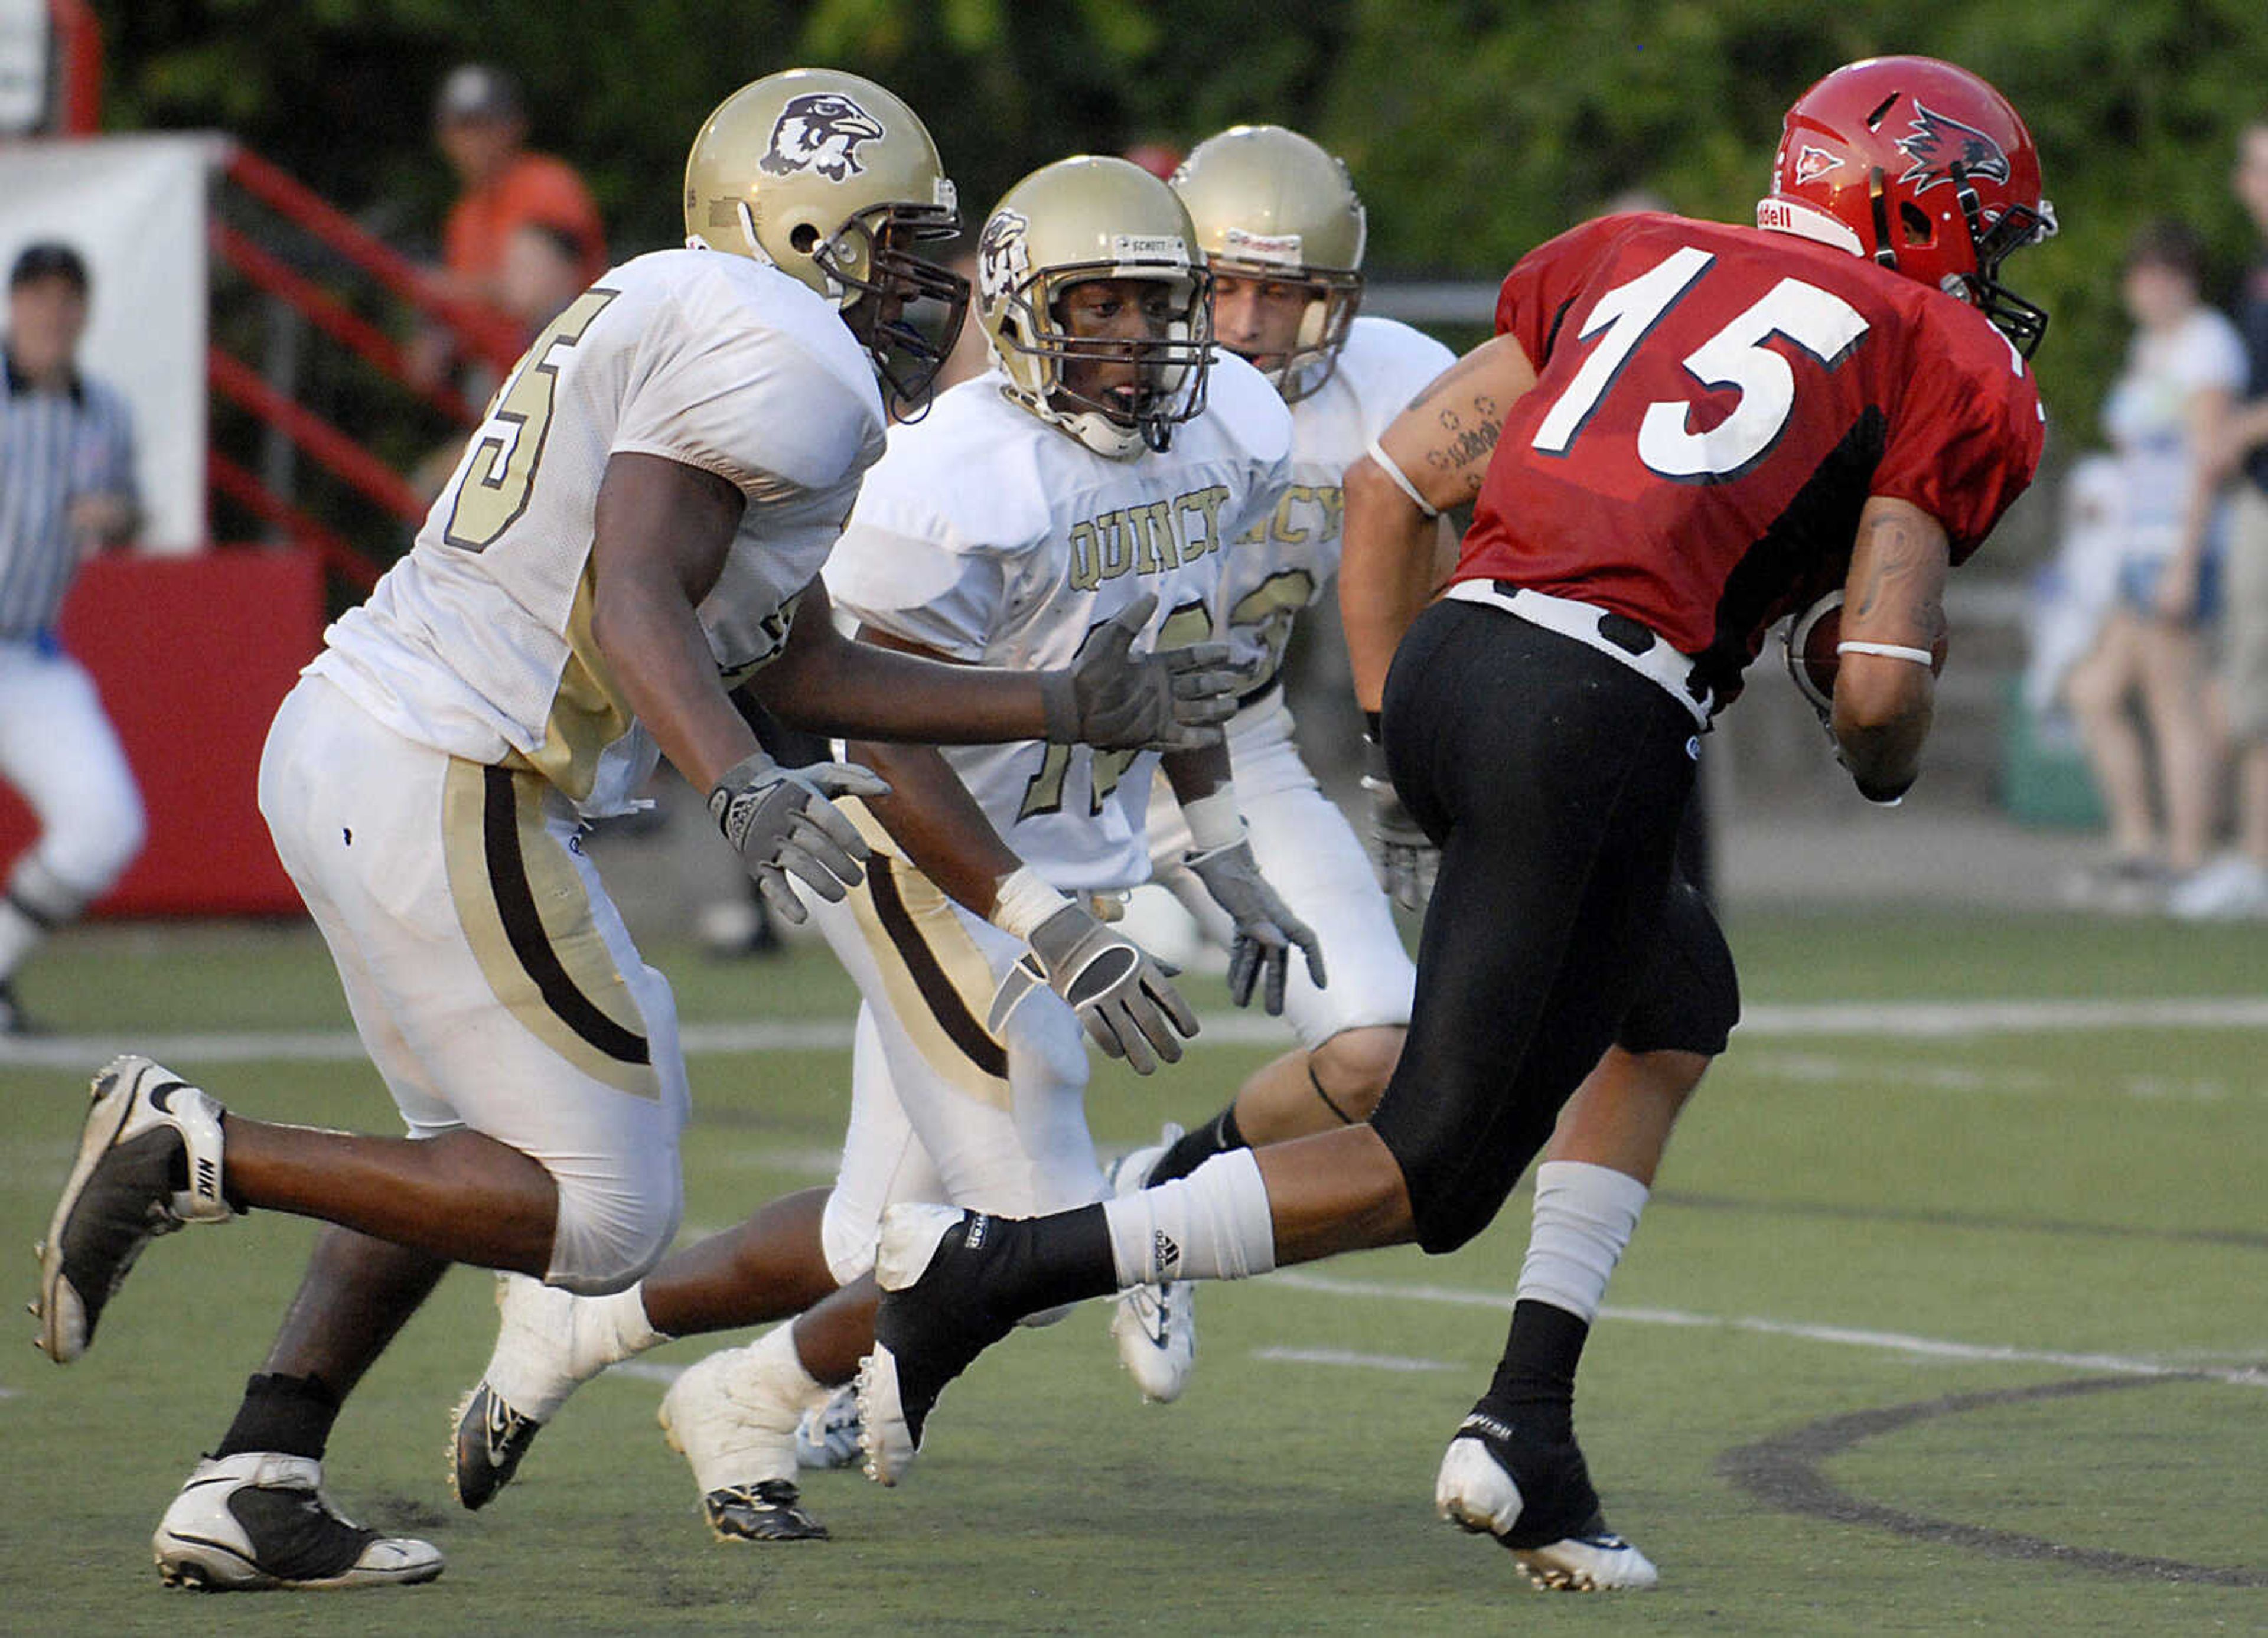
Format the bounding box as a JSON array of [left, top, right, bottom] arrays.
[[97, 0, 2268, 439]]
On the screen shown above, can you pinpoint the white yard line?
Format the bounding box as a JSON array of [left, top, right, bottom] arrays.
[[405, 1271, 2264, 1398], [1250, 1346, 1459, 1373], [1266, 1271, 2268, 1387], [6, 995, 2268, 1069]]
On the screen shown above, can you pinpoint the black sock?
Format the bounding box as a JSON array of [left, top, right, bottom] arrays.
[[1483, 1300, 1591, 1444], [1143, 1104, 1245, 1186], [995, 1204, 1120, 1314], [213, 1372, 343, 1461]]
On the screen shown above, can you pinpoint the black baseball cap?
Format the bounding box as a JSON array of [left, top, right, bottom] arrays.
[[9, 242, 89, 294]]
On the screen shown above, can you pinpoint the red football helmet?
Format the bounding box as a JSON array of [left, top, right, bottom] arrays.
[[1757, 55, 2057, 356]]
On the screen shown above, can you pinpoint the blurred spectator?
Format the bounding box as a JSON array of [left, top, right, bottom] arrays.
[[408, 64, 607, 394], [2174, 121, 2268, 918], [1121, 142, 1184, 182], [0, 243, 146, 1031], [409, 219, 599, 506], [2064, 221, 2244, 908], [494, 220, 592, 341], [2025, 454, 2126, 729]]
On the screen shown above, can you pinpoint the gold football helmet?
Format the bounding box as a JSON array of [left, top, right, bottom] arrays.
[[1171, 125, 1365, 402], [975, 155, 1213, 458], [683, 68, 968, 414]]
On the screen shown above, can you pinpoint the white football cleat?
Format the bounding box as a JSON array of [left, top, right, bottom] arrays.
[[795, 1382, 863, 1471], [659, 1339, 827, 1541], [1105, 1124, 1196, 1403], [37, 1055, 233, 1364], [1435, 1410, 1657, 1592], [154, 1453, 441, 1591], [1510, 1531, 1661, 1593]]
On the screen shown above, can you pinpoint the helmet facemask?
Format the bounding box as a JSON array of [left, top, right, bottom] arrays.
[[991, 259, 1215, 456], [1950, 173, 2056, 359], [813, 198, 970, 419], [1863, 163, 2056, 358], [1208, 256, 1363, 403]]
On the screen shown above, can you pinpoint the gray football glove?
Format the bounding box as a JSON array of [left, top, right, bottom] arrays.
[[1362, 735, 1436, 912], [1040, 590, 1241, 752], [708, 752, 892, 926], [1184, 837, 1327, 1014], [988, 902, 1198, 1075]]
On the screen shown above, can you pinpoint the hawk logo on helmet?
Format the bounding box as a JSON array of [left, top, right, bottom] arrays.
[[977, 208, 1031, 302], [1895, 103, 2010, 194], [759, 93, 885, 182], [1793, 145, 1843, 186]]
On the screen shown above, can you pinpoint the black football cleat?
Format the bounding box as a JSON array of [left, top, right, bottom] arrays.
[[700, 1480, 829, 1542], [855, 1205, 1021, 1485], [1433, 1403, 1658, 1591], [449, 1379, 543, 1511]]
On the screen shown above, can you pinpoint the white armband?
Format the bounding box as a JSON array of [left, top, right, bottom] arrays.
[[1364, 436, 1441, 520], [1836, 641, 1937, 666], [990, 864, 1073, 941], [1178, 788, 1247, 854]]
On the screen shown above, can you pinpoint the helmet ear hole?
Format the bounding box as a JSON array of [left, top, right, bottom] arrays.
[[789, 222, 822, 254], [1899, 201, 1933, 246]]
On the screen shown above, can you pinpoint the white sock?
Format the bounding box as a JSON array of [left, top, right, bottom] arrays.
[[748, 1320, 832, 1407], [594, 1283, 667, 1359], [1517, 1160, 1651, 1323], [1102, 1147, 1276, 1286]]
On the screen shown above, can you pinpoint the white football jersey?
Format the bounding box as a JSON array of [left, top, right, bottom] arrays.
[[1216, 316, 1454, 699], [311, 248, 887, 816], [825, 351, 1293, 892]]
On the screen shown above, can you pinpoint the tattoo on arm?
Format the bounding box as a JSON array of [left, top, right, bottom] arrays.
[[1420, 394, 1501, 502], [1851, 510, 1947, 644]]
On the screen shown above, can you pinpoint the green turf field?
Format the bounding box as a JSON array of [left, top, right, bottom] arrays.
[[2, 908, 2263, 1634]]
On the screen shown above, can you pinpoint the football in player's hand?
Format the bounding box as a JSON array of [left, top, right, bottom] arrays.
[[1784, 591, 1947, 716]]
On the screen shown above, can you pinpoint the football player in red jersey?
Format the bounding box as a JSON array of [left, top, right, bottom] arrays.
[[853, 55, 2054, 1589]]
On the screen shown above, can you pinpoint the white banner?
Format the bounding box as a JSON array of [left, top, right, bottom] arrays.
[[1, 133, 227, 553], [0, 0, 48, 135]]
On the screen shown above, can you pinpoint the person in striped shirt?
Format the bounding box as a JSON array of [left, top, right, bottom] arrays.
[[0, 240, 145, 1034]]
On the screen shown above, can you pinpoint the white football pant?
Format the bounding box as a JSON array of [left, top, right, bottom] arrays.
[[259, 676, 686, 1293], [1146, 692, 1414, 1046], [807, 812, 1108, 1287]]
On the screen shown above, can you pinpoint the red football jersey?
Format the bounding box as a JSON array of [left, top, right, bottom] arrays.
[[1455, 211, 2043, 701]]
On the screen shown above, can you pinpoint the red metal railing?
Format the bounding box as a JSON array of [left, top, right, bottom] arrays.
[[208, 147, 535, 580], [48, 0, 100, 136], [46, 8, 507, 580], [207, 349, 431, 525], [207, 452, 382, 592], [221, 148, 524, 376], [211, 221, 480, 424]]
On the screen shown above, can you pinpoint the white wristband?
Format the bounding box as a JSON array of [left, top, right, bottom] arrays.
[[989, 862, 1075, 939], [1364, 436, 1441, 520], [1836, 641, 1937, 666], [1178, 788, 1246, 854], [990, 864, 1072, 941]]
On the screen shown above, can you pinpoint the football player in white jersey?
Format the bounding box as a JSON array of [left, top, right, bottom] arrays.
[[31, 75, 1240, 1593], [1127, 126, 1448, 1173], [441, 154, 1321, 1544]]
